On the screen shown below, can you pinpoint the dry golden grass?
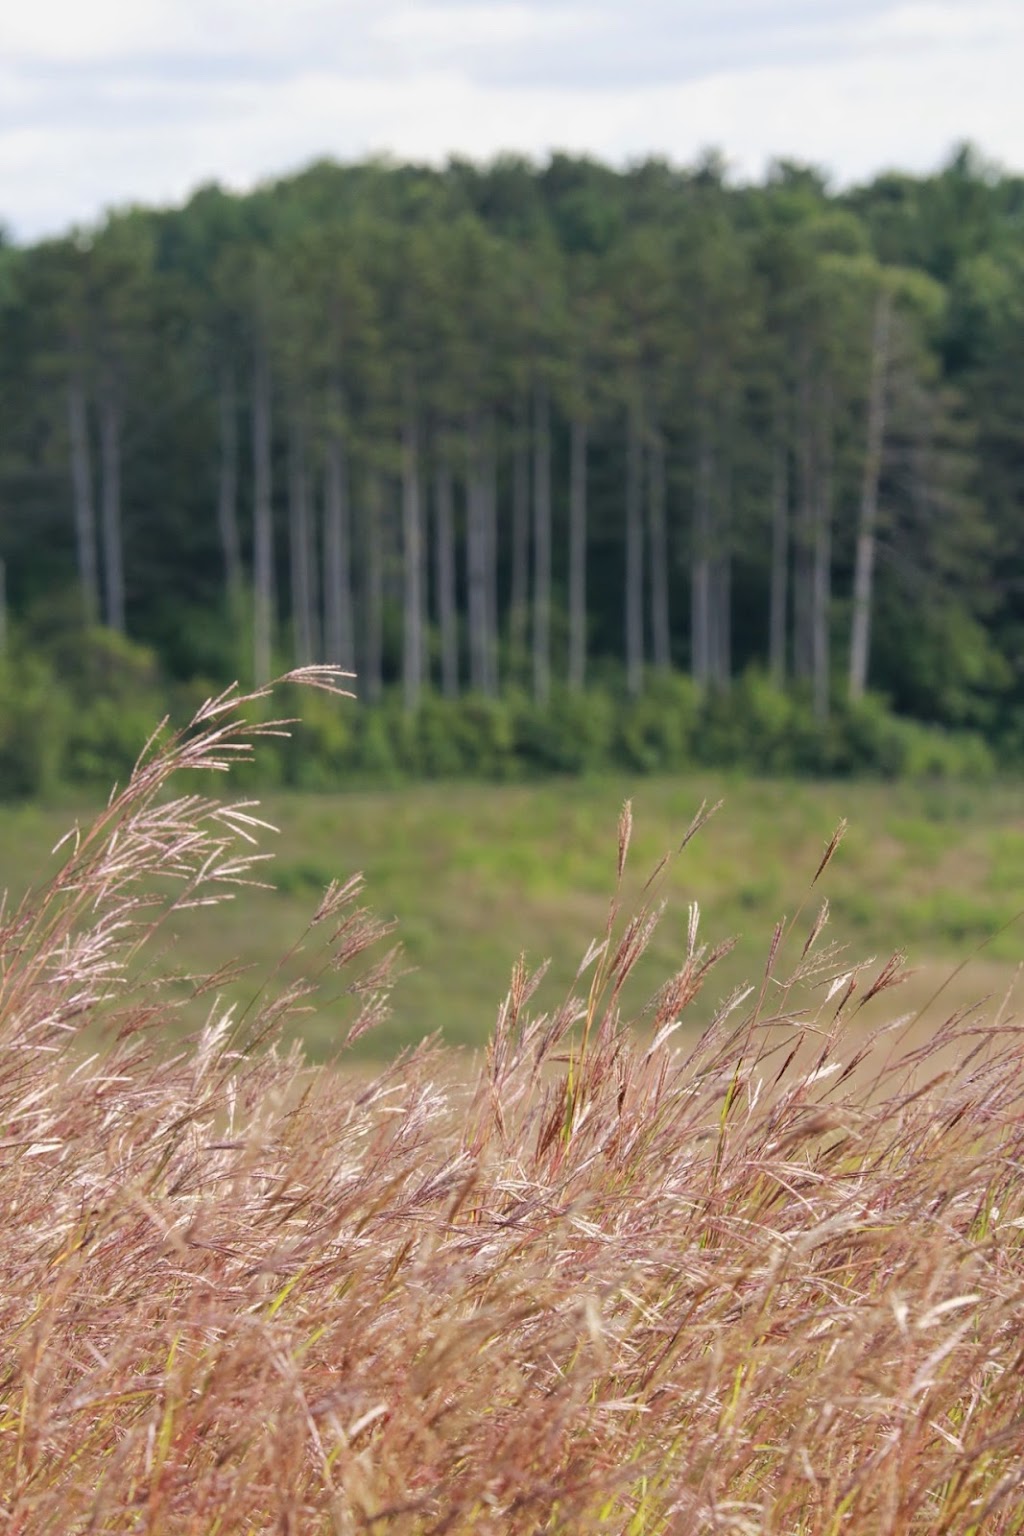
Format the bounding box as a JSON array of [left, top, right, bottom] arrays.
[[2, 675, 1024, 1534]]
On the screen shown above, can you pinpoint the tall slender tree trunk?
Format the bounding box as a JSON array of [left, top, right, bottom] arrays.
[[434, 453, 458, 698], [288, 408, 317, 666], [709, 452, 732, 687], [849, 290, 892, 701], [691, 413, 713, 688], [323, 408, 355, 672], [769, 393, 790, 687], [251, 345, 274, 686], [482, 411, 499, 696], [465, 414, 488, 694], [532, 382, 552, 706], [712, 553, 732, 685], [68, 372, 100, 625], [217, 365, 243, 614], [812, 381, 834, 721], [625, 385, 645, 697], [362, 467, 384, 702], [98, 384, 125, 634], [568, 415, 588, 690], [648, 425, 671, 670], [401, 406, 425, 711], [793, 351, 816, 684], [508, 401, 530, 681]]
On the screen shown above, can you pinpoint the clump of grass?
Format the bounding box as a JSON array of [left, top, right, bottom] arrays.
[[2, 675, 1024, 1533]]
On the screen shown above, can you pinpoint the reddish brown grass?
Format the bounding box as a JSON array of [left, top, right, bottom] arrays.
[[2, 674, 1023, 1534]]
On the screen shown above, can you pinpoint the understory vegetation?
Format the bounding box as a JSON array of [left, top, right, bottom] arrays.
[[3, 677, 1024, 1533], [0, 627, 999, 801]]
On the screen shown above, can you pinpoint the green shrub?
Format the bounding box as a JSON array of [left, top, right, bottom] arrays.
[[278, 687, 357, 789], [617, 672, 700, 771], [833, 693, 912, 777], [698, 671, 824, 774], [354, 706, 403, 784], [447, 692, 520, 780], [416, 694, 473, 778], [63, 694, 162, 788], [53, 625, 161, 700], [385, 700, 425, 778], [513, 686, 616, 774], [832, 695, 997, 781], [0, 655, 67, 798], [900, 722, 996, 781]]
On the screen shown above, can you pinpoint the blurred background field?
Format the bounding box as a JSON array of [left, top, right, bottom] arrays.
[[4, 773, 1021, 1062]]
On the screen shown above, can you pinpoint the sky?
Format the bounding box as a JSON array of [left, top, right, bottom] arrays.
[[2, 0, 1022, 242]]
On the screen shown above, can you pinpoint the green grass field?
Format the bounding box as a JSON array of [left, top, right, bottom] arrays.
[[2, 773, 1022, 1060]]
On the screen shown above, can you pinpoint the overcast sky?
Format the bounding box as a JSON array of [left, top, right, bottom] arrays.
[[3, 0, 1022, 241]]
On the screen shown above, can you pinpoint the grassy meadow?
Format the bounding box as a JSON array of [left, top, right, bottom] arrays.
[[4, 678, 1024, 1532], [2, 769, 1022, 1060]]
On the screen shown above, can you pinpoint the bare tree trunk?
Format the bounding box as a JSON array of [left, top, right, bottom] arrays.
[[251, 345, 274, 686], [625, 386, 645, 696], [769, 393, 789, 687], [465, 414, 488, 694], [323, 413, 355, 671], [288, 409, 317, 666], [508, 402, 530, 681], [98, 385, 125, 634], [434, 453, 458, 698], [217, 365, 243, 613], [793, 353, 815, 684], [849, 290, 892, 701], [568, 415, 588, 690], [812, 381, 834, 721], [691, 414, 713, 688], [712, 552, 732, 685], [362, 467, 384, 702], [648, 424, 671, 669], [482, 411, 499, 696], [68, 373, 100, 625], [532, 382, 552, 706], [709, 452, 732, 687], [401, 407, 425, 711]]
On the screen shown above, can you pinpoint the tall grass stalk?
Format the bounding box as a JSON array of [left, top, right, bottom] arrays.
[[2, 675, 1023, 1533]]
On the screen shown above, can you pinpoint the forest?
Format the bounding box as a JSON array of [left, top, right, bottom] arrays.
[[0, 143, 1022, 792]]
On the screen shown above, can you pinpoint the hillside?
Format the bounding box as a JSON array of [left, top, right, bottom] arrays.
[[3, 771, 1020, 1060]]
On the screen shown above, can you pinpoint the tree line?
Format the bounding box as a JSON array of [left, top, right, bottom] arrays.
[[0, 144, 1022, 767]]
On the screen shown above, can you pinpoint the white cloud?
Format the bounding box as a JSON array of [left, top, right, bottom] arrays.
[[862, 0, 1021, 46], [373, 2, 589, 48], [0, 0, 205, 63], [2, 0, 1023, 240]]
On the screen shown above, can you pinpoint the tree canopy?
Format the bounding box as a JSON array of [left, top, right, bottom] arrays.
[[0, 145, 1021, 780]]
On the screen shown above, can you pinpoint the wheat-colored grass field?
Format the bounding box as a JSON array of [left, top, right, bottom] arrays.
[[4, 678, 1024, 1531]]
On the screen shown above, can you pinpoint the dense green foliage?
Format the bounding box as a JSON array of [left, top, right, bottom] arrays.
[[1, 143, 1022, 792], [0, 638, 996, 800]]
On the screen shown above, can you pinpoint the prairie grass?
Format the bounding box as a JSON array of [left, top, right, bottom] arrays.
[[2, 674, 1024, 1533]]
